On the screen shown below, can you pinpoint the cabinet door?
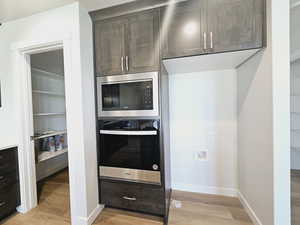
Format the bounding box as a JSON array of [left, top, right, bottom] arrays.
[[161, 0, 205, 59], [206, 0, 264, 53], [94, 18, 126, 76], [126, 9, 160, 73]]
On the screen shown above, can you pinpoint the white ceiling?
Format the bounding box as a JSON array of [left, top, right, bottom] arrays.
[[0, 0, 136, 23], [0, 0, 297, 24], [81, 0, 136, 12]]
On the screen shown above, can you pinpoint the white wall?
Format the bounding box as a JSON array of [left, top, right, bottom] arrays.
[[237, 0, 290, 225], [237, 49, 274, 225], [0, 3, 100, 225], [78, 5, 99, 215], [169, 70, 237, 196]]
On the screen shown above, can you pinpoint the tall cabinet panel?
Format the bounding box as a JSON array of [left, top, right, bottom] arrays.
[[127, 9, 160, 73], [161, 0, 205, 59], [206, 0, 264, 53], [94, 19, 127, 76]]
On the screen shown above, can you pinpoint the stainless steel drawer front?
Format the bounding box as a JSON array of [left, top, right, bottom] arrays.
[[100, 166, 161, 184]]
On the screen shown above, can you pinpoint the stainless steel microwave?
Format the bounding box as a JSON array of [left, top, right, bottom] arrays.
[[97, 72, 159, 117]]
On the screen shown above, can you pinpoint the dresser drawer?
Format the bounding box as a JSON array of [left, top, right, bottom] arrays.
[[0, 160, 17, 174], [0, 185, 19, 220], [0, 149, 17, 163], [101, 180, 164, 215], [0, 149, 18, 173], [0, 171, 18, 192]]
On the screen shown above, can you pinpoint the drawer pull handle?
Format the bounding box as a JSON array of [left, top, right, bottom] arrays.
[[123, 196, 136, 201], [0, 201, 6, 207]]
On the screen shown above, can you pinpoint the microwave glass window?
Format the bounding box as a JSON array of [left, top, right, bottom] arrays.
[[102, 81, 153, 111]]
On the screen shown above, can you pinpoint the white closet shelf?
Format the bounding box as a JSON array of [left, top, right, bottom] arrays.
[[38, 148, 68, 163], [34, 113, 66, 116], [33, 130, 67, 140], [32, 90, 65, 97], [31, 68, 64, 79]]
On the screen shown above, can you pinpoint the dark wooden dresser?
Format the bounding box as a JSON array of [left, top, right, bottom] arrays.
[[0, 147, 20, 220]]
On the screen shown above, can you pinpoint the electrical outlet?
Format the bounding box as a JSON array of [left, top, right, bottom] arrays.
[[194, 151, 208, 161]]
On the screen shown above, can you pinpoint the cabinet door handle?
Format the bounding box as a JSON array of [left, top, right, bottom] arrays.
[[0, 201, 6, 207], [121, 56, 124, 72], [203, 32, 207, 50], [123, 196, 136, 201], [210, 32, 213, 49], [125, 56, 129, 71]]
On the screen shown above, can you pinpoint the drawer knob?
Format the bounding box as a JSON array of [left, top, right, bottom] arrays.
[[123, 196, 136, 201], [0, 176, 4, 180], [0, 201, 6, 207]]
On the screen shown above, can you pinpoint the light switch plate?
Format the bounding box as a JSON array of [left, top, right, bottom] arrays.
[[194, 151, 208, 161]]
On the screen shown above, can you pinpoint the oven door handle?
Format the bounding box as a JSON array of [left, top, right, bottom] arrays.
[[100, 130, 157, 135]]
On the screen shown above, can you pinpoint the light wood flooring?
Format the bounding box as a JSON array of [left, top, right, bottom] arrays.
[[292, 170, 300, 225], [169, 190, 253, 225], [2, 170, 254, 225]]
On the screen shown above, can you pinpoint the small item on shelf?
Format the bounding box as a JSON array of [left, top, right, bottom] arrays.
[[48, 136, 56, 152], [55, 135, 63, 151], [34, 139, 40, 153], [62, 134, 68, 148], [42, 137, 49, 151]]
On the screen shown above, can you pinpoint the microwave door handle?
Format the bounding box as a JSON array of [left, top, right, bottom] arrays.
[[100, 130, 157, 135]]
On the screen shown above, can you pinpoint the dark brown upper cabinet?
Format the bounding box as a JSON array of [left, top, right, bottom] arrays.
[[92, 0, 265, 71], [94, 18, 126, 76], [206, 0, 264, 54], [161, 0, 205, 59], [161, 0, 265, 59], [127, 10, 160, 74], [94, 9, 160, 76]]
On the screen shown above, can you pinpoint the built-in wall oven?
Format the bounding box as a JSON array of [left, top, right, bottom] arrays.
[[99, 120, 161, 184], [97, 72, 159, 117]]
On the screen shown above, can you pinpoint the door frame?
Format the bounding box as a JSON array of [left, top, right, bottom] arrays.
[[11, 35, 72, 213]]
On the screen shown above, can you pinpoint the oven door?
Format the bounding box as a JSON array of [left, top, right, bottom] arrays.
[[97, 72, 159, 117], [99, 130, 161, 184]]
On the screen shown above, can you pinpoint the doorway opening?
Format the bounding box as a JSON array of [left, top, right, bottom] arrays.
[[29, 49, 70, 220], [29, 48, 70, 216]]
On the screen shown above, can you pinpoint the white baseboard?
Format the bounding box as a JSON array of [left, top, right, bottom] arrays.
[[76, 204, 104, 225], [16, 205, 28, 214], [172, 183, 237, 197], [237, 191, 263, 225]]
